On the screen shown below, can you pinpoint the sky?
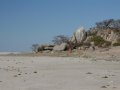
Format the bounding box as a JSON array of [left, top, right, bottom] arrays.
[[0, 0, 120, 52]]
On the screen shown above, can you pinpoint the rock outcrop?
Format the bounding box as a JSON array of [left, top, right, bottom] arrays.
[[91, 29, 120, 44], [70, 27, 87, 44]]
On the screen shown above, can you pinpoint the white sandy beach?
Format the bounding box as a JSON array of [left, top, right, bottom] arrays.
[[0, 56, 120, 90]]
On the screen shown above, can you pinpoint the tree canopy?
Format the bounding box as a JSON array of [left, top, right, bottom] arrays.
[[96, 19, 120, 30]]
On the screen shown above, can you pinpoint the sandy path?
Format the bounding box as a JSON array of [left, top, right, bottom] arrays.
[[0, 56, 120, 90]]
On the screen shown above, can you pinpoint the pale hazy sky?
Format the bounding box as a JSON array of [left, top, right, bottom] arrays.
[[0, 0, 120, 51]]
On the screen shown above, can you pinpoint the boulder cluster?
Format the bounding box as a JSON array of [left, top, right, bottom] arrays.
[[33, 19, 120, 53], [34, 43, 68, 53]]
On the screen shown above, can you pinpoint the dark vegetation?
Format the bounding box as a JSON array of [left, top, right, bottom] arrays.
[[91, 36, 105, 46], [90, 36, 111, 47], [52, 35, 69, 45], [113, 43, 120, 46], [96, 19, 120, 30]]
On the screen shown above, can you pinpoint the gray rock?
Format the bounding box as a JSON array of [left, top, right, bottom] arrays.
[[53, 43, 67, 51], [44, 47, 53, 50], [43, 50, 51, 53], [37, 44, 54, 52]]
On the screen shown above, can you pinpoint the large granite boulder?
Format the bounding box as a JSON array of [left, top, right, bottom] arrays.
[[70, 27, 87, 44], [53, 43, 67, 51], [88, 28, 120, 45]]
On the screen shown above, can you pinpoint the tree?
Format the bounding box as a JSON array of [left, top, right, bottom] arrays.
[[96, 19, 120, 30], [52, 35, 69, 45], [96, 19, 114, 29], [108, 19, 120, 30], [31, 44, 39, 53]]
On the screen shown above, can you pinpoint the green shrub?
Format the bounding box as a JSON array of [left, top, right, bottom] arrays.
[[113, 43, 120, 46], [91, 36, 105, 46]]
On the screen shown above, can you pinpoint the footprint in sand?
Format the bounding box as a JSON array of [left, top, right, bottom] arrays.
[[102, 76, 108, 78], [101, 85, 117, 89], [18, 73, 21, 75], [101, 85, 107, 88], [86, 72, 92, 74], [33, 71, 37, 73]]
